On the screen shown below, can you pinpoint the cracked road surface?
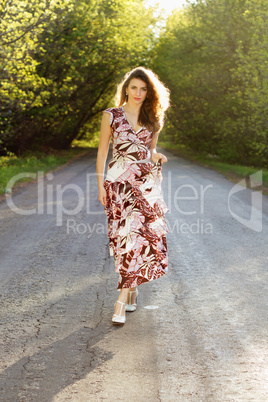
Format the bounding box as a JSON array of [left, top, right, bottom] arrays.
[[0, 149, 267, 401]]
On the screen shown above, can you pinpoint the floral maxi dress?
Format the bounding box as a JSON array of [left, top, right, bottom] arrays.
[[103, 106, 169, 290]]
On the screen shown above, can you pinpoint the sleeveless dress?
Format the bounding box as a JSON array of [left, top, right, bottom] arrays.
[[103, 106, 169, 290]]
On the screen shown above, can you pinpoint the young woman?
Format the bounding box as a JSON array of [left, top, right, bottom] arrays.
[[96, 66, 170, 325]]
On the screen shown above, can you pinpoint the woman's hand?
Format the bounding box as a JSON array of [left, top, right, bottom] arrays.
[[151, 152, 168, 164], [98, 185, 107, 206]]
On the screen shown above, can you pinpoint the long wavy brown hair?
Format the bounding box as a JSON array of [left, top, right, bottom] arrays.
[[115, 67, 170, 133]]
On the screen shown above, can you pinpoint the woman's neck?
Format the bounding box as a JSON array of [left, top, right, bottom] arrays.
[[123, 101, 141, 115]]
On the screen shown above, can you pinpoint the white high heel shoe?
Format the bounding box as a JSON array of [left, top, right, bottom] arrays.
[[125, 288, 138, 312], [112, 300, 126, 324]]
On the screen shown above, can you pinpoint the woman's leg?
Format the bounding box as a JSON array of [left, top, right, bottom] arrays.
[[128, 287, 138, 305], [113, 288, 130, 316]]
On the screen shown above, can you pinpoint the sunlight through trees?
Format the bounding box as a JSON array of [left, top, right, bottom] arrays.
[[1, 0, 267, 167]]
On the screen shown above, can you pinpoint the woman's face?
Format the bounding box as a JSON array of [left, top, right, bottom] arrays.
[[126, 78, 147, 105]]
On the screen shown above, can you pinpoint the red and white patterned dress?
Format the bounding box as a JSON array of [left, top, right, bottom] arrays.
[[103, 106, 169, 290]]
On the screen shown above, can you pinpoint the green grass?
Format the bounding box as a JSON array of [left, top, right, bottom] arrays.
[[72, 132, 100, 149], [0, 148, 87, 195], [158, 141, 268, 189]]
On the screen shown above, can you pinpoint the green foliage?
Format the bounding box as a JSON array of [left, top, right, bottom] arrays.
[[0, 0, 156, 154], [153, 0, 268, 168], [158, 140, 268, 191], [2, 0, 266, 169], [0, 149, 86, 194]]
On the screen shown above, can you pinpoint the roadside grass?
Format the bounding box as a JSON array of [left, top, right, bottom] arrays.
[[158, 141, 268, 191], [72, 133, 99, 149], [0, 148, 88, 195]]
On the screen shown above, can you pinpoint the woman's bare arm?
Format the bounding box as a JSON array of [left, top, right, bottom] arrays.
[[96, 112, 112, 205], [149, 132, 168, 163]]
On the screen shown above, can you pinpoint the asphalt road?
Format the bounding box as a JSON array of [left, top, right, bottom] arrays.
[[0, 149, 267, 401]]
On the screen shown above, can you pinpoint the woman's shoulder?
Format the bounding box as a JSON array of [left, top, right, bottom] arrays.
[[103, 106, 123, 115], [102, 107, 123, 126]]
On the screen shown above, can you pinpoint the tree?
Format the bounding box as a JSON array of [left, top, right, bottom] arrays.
[[0, 0, 157, 154], [153, 0, 268, 167]]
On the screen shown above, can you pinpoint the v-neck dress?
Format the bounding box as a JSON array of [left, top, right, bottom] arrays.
[[103, 106, 169, 289]]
